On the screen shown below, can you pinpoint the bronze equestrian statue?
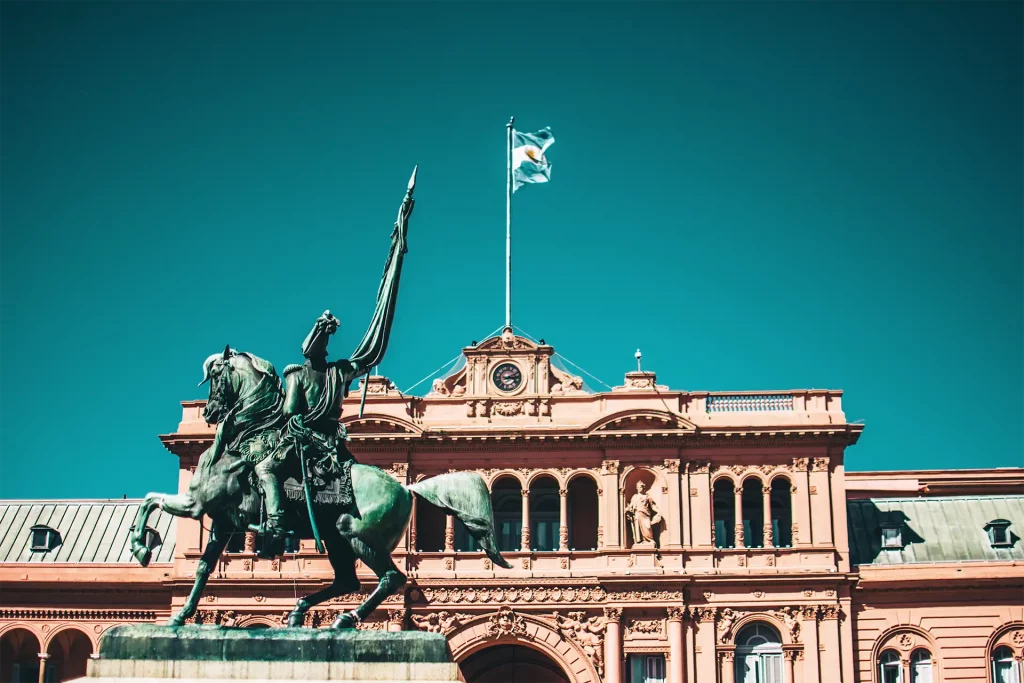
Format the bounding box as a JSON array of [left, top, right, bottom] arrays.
[[128, 168, 511, 628]]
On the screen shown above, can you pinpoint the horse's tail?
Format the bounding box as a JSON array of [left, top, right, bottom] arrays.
[[408, 472, 513, 569]]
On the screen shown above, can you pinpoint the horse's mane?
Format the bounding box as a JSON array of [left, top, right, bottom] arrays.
[[225, 350, 286, 453]]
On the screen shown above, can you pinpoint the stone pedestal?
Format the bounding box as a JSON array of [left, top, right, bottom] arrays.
[[79, 624, 458, 682]]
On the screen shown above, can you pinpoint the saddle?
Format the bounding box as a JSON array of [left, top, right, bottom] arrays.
[[283, 459, 354, 507]]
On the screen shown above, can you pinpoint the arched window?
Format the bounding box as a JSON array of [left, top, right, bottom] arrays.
[[878, 650, 902, 683], [530, 477, 559, 552], [567, 476, 598, 550], [734, 622, 783, 683], [770, 478, 792, 547], [491, 477, 522, 553], [992, 646, 1020, 683], [741, 479, 764, 548], [713, 479, 735, 548], [910, 650, 931, 683]]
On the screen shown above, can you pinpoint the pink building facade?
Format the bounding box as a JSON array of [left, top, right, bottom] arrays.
[[2, 332, 1022, 683]]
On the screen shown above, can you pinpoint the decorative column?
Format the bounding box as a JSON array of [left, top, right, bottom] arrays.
[[800, 606, 821, 683], [791, 458, 811, 546], [809, 457, 833, 546], [839, 599, 856, 683], [444, 514, 455, 552], [819, 605, 843, 682], [693, 607, 717, 683], [689, 462, 712, 548], [762, 484, 774, 547], [521, 489, 531, 551], [37, 652, 49, 683], [387, 609, 407, 632], [391, 464, 410, 551], [558, 488, 569, 551], [785, 650, 798, 683], [601, 459, 622, 548], [663, 458, 681, 547], [409, 495, 418, 551], [733, 483, 744, 548], [667, 607, 685, 683], [719, 651, 735, 683], [603, 607, 624, 683]]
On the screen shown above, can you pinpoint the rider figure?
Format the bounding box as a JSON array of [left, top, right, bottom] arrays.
[[255, 310, 359, 542], [254, 167, 415, 548]]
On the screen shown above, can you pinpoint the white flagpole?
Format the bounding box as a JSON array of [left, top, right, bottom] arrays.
[[506, 116, 514, 329]]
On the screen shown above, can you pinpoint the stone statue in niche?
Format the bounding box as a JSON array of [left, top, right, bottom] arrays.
[[625, 481, 662, 548]]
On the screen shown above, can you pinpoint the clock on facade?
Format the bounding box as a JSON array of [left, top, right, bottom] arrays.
[[491, 362, 523, 392]]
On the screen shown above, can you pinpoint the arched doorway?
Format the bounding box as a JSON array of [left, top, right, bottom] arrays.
[[46, 628, 94, 682], [460, 644, 570, 683], [1, 628, 42, 683]]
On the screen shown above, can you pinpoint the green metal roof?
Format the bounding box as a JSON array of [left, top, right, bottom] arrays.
[[847, 495, 1024, 566], [0, 500, 176, 564]]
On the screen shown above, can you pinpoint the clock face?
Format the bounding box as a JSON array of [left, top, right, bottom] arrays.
[[492, 362, 523, 392]]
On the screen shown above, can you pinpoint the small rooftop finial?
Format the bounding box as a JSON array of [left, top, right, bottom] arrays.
[[635, 348, 642, 372]]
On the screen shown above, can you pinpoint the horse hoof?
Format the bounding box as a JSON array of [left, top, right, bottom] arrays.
[[330, 612, 358, 630], [286, 612, 305, 628], [132, 545, 152, 568]]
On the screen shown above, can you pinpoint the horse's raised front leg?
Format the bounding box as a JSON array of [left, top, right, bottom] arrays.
[[130, 492, 199, 567], [330, 530, 405, 629], [286, 531, 360, 627], [168, 522, 229, 627]]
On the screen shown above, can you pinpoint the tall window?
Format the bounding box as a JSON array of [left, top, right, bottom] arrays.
[[742, 479, 764, 548], [878, 650, 902, 683], [992, 646, 1020, 683], [713, 479, 736, 548], [627, 654, 665, 683], [910, 650, 932, 683], [735, 623, 783, 683], [770, 478, 792, 547], [491, 477, 522, 553], [453, 518, 479, 552], [567, 476, 599, 550], [530, 477, 559, 552]]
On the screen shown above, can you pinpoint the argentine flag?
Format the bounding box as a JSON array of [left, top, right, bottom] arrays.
[[512, 127, 554, 191]]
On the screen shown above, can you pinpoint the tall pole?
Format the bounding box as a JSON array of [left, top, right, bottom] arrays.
[[506, 116, 514, 329]]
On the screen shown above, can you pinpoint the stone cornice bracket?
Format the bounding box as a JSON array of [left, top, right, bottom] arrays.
[[792, 457, 809, 471], [601, 460, 620, 475], [811, 457, 830, 472], [663, 459, 680, 474]]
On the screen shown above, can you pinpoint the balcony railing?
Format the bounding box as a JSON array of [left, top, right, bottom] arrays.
[[706, 394, 794, 413]]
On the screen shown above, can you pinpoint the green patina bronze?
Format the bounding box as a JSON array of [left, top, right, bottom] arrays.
[[128, 168, 511, 630], [99, 625, 451, 663]]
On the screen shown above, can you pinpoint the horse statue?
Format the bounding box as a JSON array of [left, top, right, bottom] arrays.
[[129, 348, 510, 628], [126, 168, 511, 627]]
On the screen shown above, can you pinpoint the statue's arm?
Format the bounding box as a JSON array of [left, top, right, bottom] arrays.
[[348, 168, 416, 376]]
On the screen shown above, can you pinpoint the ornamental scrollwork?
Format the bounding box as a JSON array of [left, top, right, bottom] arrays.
[[811, 457, 830, 472], [485, 606, 529, 638]]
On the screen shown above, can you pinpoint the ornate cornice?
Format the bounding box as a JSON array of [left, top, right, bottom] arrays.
[[0, 608, 157, 621]]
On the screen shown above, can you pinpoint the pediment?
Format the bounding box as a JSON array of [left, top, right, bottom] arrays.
[[587, 410, 696, 434], [342, 414, 422, 436], [474, 332, 541, 352]]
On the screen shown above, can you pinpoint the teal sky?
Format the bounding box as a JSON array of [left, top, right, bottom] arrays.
[[1, 2, 1021, 499]]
